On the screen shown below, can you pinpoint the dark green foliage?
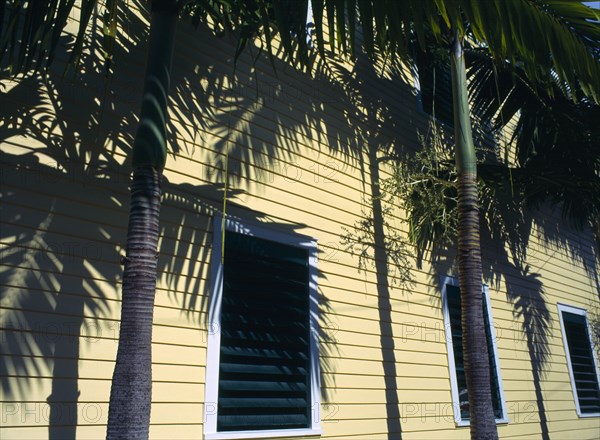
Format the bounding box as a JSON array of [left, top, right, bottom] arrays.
[[0, 0, 314, 78], [315, 1, 600, 103], [468, 46, 600, 245], [380, 125, 458, 263], [1, 0, 99, 75]]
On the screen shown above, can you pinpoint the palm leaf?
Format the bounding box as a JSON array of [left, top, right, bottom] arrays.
[[308, 0, 600, 102], [1, 0, 100, 75]]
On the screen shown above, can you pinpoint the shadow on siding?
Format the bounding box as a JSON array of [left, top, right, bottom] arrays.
[[0, 2, 378, 438]]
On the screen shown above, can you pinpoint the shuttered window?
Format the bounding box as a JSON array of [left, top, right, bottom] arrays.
[[558, 305, 600, 417], [441, 278, 507, 425], [205, 217, 321, 439], [218, 232, 311, 431]]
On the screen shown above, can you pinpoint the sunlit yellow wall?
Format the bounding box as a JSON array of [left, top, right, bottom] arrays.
[[1, 3, 599, 440]]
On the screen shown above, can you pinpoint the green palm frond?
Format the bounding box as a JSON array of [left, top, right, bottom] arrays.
[[467, 35, 600, 235], [0, 0, 102, 75], [1, 0, 315, 77], [5, 0, 596, 100], [311, 0, 600, 101], [491, 0, 600, 101]]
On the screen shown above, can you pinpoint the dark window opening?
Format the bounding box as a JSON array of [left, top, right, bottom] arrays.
[[561, 310, 600, 415], [217, 231, 312, 432], [446, 284, 504, 421]]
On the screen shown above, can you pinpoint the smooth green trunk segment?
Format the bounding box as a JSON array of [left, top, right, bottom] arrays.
[[132, 8, 177, 171], [450, 29, 499, 440], [451, 31, 476, 175]]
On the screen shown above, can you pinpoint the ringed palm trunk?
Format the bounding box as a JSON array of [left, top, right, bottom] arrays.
[[449, 29, 498, 440], [106, 3, 177, 439]]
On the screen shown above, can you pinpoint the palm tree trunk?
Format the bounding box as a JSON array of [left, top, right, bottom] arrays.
[[449, 28, 498, 440], [106, 166, 162, 439], [106, 3, 177, 439]]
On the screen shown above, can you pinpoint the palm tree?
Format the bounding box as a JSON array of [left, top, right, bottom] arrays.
[[1, 0, 312, 438], [102, 5, 176, 437], [2, 2, 180, 437], [306, 1, 600, 438]]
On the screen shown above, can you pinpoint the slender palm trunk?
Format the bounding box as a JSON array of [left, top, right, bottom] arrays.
[[106, 166, 162, 439], [449, 29, 498, 440], [106, 4, 177, 439]]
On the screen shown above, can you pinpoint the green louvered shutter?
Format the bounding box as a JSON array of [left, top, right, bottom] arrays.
[[446, 284, 503, 421], [562, 311, 600, 414], [217, 231, 311, 431]]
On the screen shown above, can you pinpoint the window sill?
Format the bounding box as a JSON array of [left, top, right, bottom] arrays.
[[205, 428, 322, 440], [455, 418, 509, 427], [576, 412, 600, 418]]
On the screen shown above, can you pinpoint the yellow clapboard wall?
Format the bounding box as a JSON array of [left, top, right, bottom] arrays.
[[1, 4, 599, 440]]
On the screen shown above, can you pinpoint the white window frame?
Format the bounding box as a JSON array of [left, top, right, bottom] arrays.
[[305, 1, 314, 46], [441, 276, 508, 426], [557, 303, 600, 418], [204, 215, 321, 439]]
